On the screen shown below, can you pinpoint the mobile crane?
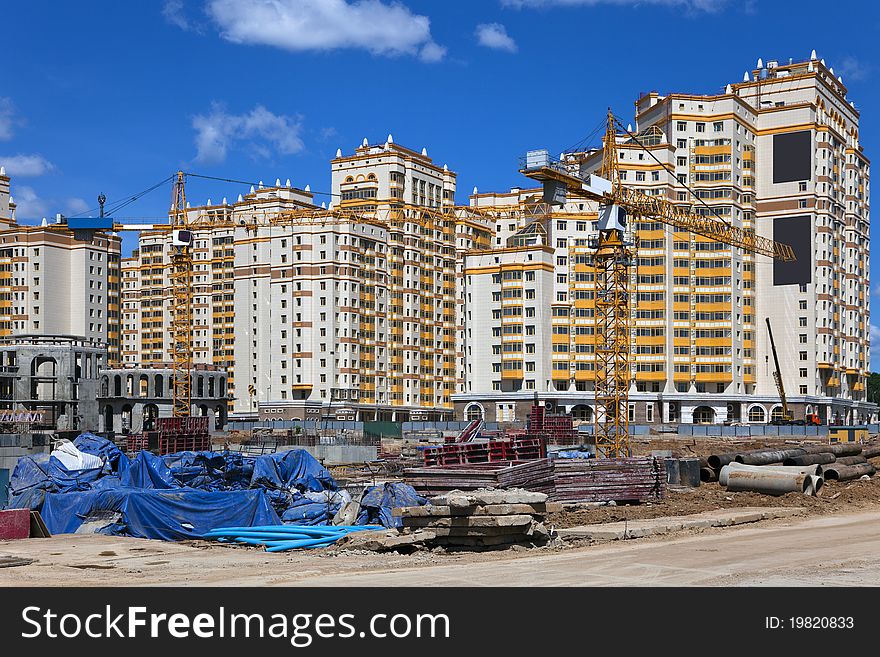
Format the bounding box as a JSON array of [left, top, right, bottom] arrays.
[[766, 317, 821, 426], [521, 110, 798, 457], [765, 317, 794, 424]]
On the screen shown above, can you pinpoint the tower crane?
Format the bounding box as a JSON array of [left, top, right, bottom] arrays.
[[54, 171, 195, 417], [521, 110, 797, 458]]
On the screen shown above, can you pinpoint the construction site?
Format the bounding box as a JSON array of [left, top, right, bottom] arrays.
[[1, 50, 878, 587]]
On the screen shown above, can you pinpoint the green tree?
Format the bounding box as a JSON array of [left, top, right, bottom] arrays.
[[867, 372, 880, 405]]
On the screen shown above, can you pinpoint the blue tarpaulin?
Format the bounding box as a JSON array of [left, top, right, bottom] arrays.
[[40, 488, 280, 540], [119, 451, 179, 489], [251, 450, 336, 492], [281, 490, 350, 526], [356, 482, 426, 528], [4, 434, 339, 539], [74, 433, 129, 473]]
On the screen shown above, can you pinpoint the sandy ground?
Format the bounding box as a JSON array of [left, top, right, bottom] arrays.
[[2, 509, 880, 586]]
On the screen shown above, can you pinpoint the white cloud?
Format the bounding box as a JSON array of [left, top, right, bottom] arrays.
[[206, 0, 444, 60], [0, 154, 55, 177], [501, 0, 725, 11], [419, 41, 447, 63], [12, 186, 49, 220], [162, 0, 189, 29], [163, 0, 205, 33], [0, 98, 14, 141], [192, 104, 305, 165], [475, 23, 517, 52], [837, 56, 870, 82], [65, 197, 91, 215], [871, 324, 880, 343]]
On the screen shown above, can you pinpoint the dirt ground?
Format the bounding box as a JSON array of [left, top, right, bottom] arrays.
[[548, 476, 880, 528], [549, 436, 880, 527]]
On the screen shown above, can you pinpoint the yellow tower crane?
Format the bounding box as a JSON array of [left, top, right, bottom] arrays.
[[521, 110, 797, 458], [168, 171, 193, 418], [54, 171, 196, 417]]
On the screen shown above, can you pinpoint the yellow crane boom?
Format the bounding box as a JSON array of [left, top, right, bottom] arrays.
[[521, 111, 796, 457]]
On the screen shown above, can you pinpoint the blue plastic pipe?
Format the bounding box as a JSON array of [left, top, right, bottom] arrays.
[[203, 524, 386, 552], [265, 537, 338, 552]]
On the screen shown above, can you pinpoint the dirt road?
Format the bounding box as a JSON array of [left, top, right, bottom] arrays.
[[305, 511, 880, 586], [3, 510, 879, 586]]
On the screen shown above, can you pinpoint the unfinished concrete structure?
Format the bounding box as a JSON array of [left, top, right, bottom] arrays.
[[0, 334, 104, 432], [97, 365, 228, 433]]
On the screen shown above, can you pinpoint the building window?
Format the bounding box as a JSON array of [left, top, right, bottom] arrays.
[[748, 406, 766, 423], [677, 121, 687, 132], [799, 368, 808, 378], [799, 351, 807, 361], [799, 386, 808, 394]]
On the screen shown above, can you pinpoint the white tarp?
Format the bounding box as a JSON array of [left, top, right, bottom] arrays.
[[51, 439, 104, 471]]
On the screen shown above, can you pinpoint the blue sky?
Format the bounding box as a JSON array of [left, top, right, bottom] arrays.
[[2, 0, 878, 363]]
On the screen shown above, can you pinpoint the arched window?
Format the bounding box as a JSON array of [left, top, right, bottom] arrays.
[[571, 405, 592, 421], [770, 406, 786, 422], [693, 406, 715, 425], [748, 405, 766, 423], [465, 404, 483, 421]]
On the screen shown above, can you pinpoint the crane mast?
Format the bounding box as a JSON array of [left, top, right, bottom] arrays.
[[169, 171, 193, 417], [521, 111, 796, 457], [592, 111, 633, 458]]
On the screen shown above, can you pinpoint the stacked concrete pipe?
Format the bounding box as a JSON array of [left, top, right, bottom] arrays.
[[725, 468, 822, 496], [783, 452, 835, 466], [823, 462, 876, 481], [719, 462, 822, 487]]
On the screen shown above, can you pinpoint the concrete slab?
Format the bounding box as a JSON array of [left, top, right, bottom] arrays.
[[556, 507, 805, 541]]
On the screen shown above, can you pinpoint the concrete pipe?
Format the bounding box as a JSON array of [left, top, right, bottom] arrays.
[[823, 462, 876, 481], [804, 474, 824, 496], [783, 453, 836, 467], [833, 455, 867, 466], [679, 458, 701, 487], [665, 458, 681, 485], [862, 444, 880, 459], [718, 462, 822, 487], [801, 443, 862, 457], [726, 469, 813, 496], [708, 452, 740, 470], [699, 457, 709, 469], [700, 467, 718, 483], [736, 448, 806, 465]]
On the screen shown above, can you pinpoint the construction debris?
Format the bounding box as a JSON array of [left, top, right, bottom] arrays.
[[404, 459, 554, 497], [549, 457, 666, 503], [337, 488, 555, 551]]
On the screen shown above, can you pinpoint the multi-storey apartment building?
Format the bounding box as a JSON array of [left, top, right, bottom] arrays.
[[125, 182, 317, 406], [454, 54, 873, 426], [0, 168, 121, 361], [249, 137, 472, 419], [117, 138, 491, 420]]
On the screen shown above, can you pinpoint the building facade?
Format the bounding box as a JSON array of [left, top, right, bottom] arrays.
[[453, 54, 873, 425], [0, 168, 122, 363]]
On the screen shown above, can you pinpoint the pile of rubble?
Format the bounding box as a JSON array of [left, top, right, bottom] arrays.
[[337, 488, 560, 552]]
